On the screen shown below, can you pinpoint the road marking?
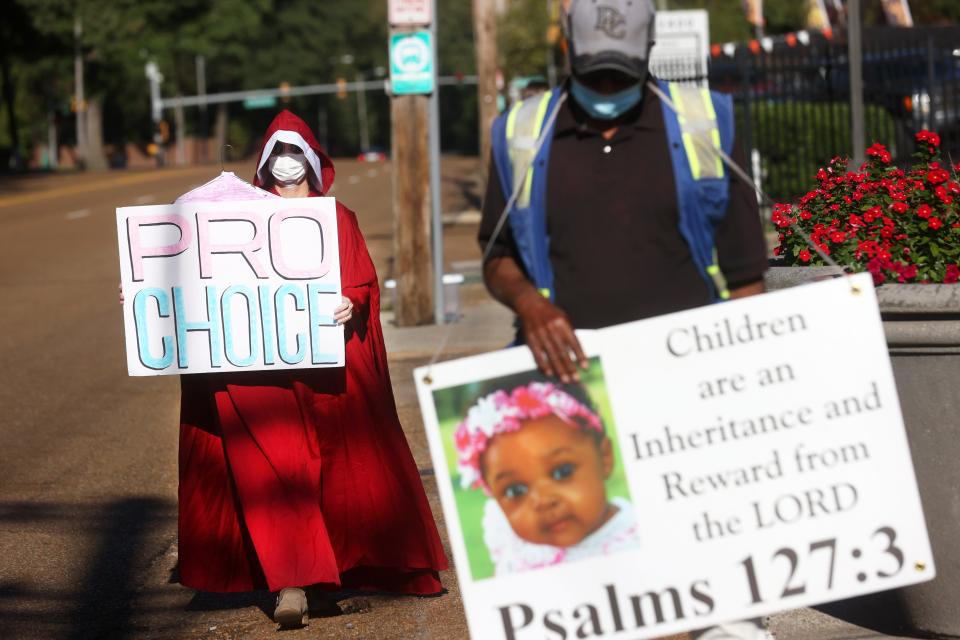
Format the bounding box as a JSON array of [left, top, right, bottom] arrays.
[[0, 166, 207, 210], [366, 169, 379, 178], [134, 194, 155, 204], [65, 209, 91, 220], [348, 175, 361, 185]]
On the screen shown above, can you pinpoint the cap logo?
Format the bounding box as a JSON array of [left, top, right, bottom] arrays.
[[595, 6, 627, 39]]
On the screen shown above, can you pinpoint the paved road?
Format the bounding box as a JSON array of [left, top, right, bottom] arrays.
[[0, 158, 484, 640]]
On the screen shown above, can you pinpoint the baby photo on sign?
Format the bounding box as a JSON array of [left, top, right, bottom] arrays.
[[431, 358, 639, 581]]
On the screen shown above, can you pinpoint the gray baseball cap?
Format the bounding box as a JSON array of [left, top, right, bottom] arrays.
[[566, 0, 656, 79]]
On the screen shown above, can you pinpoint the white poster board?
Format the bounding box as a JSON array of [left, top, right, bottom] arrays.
[[117, 198, 343, 376], [651, 10, 711, 86], [415, 274, 934, 639]]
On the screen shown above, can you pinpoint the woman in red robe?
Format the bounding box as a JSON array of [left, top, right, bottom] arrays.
[[176, 110, 447, 627]]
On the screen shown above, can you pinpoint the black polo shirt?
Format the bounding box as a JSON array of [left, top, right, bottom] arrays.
[[478, 85, 768, 330]]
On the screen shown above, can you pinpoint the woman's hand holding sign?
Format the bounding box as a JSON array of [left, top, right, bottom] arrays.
[[334, 296, 354, 325]]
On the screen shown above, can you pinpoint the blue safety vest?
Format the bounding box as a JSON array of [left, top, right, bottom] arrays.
[[490, 78, 736, 303]]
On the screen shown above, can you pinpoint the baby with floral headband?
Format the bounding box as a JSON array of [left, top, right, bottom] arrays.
[[454, 378, 640, 575]]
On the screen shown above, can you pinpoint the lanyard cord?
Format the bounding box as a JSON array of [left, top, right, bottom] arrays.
[[425, 91, 570, 374], [422, 81, 856, 382], [645, 81, 849, 274]]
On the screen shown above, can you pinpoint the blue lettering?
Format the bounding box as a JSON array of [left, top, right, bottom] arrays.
[[308, 283, 339, 365], [275, 284, 306, 364], [133, 288, 174, 370], [221, 285, 260, 367], [173, 286, 222, 369], [258, 285, 276, 365]]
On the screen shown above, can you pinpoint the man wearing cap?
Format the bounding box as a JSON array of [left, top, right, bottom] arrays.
[[479, 0, 768, 385], [479, 2, 770, 637]]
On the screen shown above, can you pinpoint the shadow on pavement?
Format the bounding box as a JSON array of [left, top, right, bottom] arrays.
[[0, 497, 174, 640]]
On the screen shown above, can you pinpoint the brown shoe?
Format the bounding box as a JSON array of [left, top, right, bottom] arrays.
[[274, 587, 308, 628]]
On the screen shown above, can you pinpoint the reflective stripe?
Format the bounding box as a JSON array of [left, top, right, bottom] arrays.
[[668, 83, 724, 180], [506, 103, 521, 140], [532, 92, 552, 137], [505, 91, 553, 209], [707, 249, 730, 300]]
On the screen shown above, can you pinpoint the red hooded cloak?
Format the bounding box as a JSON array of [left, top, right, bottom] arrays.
[[177, 110, 447, 594]]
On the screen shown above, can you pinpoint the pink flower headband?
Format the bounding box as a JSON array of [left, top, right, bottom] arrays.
[[453, 381, 603, 492]]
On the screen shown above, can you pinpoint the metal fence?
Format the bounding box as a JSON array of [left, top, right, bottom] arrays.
[[658, 26, 960, 203]]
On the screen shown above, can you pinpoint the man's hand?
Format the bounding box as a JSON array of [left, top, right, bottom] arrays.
[[514, 290, 588, 383]]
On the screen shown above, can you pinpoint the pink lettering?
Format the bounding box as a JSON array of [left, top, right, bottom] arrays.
[[127, 214, 194, 282], [196, 212, 269, 279], [268, 209, 333, 279]]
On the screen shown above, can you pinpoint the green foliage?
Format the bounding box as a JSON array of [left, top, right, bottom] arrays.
[[741, 100, 897, 201], [773, 133, 960, 284], [2, 0, 484, 158], [500, 0, 553, 80]]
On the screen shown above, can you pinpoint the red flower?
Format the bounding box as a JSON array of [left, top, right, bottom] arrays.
[[916, 130, 941, 147], [867, 142, 892, 163], [829, 231, 846, 243], [798, 249, 812, 263], [946, 265, 960, 284], [890, 201, 909, 214], [863, 206, 881, 223], [928, 169, 950, 185], [800, 210, 812, 220], [935, 186, 954, 204], [928, 217, 943, 230], [899, 264, 918, 282], [916, 204, 932, 219]]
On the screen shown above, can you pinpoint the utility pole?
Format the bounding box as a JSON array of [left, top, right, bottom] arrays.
[[848, 0, 865, 166], [356, 71, 371, 152], [196, 55, 207, 162], [174, 93, 187, 165], [429, 0, 445, 325], [473, 0, 499, 167], [389, 3, 437, 326], [73, 16, 87, 168], [145, 61, 165, 167], [546, 0, 559, 88]]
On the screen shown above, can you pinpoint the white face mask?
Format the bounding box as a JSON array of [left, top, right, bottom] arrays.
[[269, 153, 307, 186]]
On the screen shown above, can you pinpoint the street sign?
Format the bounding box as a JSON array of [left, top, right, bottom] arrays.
[[389, 0, 432, 26], [389, 31, 435, 95], [243, 95, 277, 110]]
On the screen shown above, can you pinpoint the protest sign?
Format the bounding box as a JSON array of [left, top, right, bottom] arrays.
[[415, 274, 934, 639], [117, 198, 343, 376]]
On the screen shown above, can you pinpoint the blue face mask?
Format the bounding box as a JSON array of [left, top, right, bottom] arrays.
[[570, 77, 642, 120]]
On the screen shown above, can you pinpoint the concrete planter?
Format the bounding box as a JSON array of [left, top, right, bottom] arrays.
[[765, 267, 960, 638]]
